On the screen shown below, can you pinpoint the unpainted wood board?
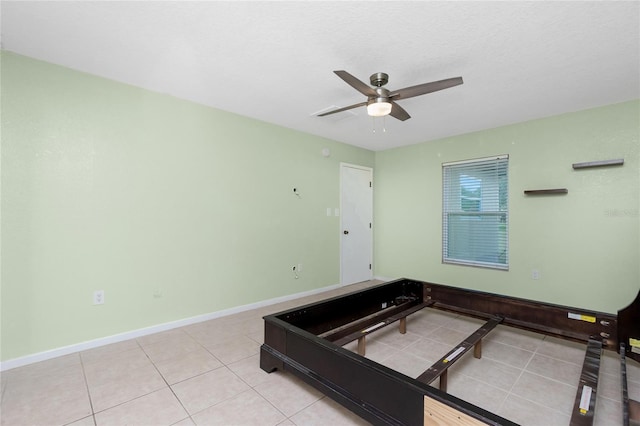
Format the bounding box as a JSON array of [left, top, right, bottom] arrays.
[[424, 396, 487, 426]]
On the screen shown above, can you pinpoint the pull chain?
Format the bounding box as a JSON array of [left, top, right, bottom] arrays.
[[372, 116, 388, 133]]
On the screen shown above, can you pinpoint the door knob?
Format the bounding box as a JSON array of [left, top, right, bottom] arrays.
[[343, 230, 349, 235]]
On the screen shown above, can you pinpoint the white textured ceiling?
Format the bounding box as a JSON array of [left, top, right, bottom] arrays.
[[2, 1, 639, 151]]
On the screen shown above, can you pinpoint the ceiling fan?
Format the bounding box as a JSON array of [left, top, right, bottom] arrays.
[[318, 70, 463, 121]]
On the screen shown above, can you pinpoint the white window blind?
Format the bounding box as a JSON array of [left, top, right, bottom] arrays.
[[442, 155, 509, 269]]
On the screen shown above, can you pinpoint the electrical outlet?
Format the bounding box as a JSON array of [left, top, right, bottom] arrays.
[[532, 269, 540, 280], [297, 263, 303, 272], [93, 290, 105, 305]]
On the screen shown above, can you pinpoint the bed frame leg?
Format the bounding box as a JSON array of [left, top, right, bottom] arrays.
[[399, 317, 407, 334], [260, 345, 284, 373], [439, 370, 448, 393], [474, 339, 482, 359], [357, 336, 366, 356]]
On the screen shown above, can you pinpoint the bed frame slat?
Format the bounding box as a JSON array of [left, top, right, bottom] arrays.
[[569, 338, 602, 426], [621, 342, 640, 426], [417, 316, 503, 392], [322, 300, 433, 346], [622, 343, 630, 426]]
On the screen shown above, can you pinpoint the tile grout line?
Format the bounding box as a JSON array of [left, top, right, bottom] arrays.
[[0, 371, 8, 406], [501, 392, 572, 419], [78, 352, 98, 426], [173, 361, 265, 422], [246, 383, 291, 425], [495, 336, 539, 415], [139, 337, 195, 425], [497, 334, 590, 419], [236, 317, 329, 425], [138, 333, 265, 424], [86, 340, 173, 418]]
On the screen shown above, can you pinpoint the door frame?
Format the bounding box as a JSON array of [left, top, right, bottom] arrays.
[[339, 162, 373, 286]]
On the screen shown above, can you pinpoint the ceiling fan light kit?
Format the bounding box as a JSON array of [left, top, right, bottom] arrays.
[[319, 70, 463, 122], [367, 99, 392, 117]]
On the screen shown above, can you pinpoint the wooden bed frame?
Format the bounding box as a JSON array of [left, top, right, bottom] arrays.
[[260, 278, 640, 425]]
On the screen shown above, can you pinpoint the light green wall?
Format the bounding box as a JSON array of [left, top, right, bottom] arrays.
[[374, 100, 640, 313], [0, 52, 374, 361], [2, 51, 638, 363]]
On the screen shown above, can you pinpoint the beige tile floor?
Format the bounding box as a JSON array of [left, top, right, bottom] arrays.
[[1, 280, 639, 426], [368, 309, 640, 425]]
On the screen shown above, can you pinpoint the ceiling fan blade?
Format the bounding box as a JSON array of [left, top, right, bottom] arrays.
[[334, 70, 377, 97], [389, 77, 463, 101], [389, 101, 411, 121], [317, 101, 367, 117]]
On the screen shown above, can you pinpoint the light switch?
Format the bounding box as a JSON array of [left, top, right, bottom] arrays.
[[334, 208, 340, 216]]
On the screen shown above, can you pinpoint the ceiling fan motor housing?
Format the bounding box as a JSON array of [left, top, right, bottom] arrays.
[[370, 72, 389, 87], [369, 87, 390, 104], [367, 86, 392, 117]]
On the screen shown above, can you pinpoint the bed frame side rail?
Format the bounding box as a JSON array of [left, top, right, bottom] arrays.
[[423, 282, 618, 348]]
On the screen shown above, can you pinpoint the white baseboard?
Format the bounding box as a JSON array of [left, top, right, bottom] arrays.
[[373, 275, 394, 282], [0, 282, 342, 372]]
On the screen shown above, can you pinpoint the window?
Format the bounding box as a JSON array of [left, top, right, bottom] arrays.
[[442, 155, 508, 269]]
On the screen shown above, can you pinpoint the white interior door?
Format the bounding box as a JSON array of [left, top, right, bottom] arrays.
[[340, 164, 373, 285]]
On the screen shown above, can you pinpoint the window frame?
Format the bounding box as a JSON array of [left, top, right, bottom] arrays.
[[442, 155, 509, 270]]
